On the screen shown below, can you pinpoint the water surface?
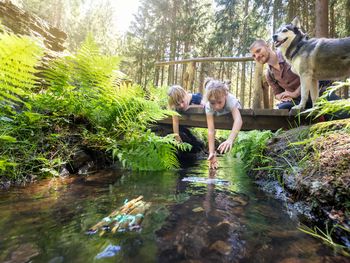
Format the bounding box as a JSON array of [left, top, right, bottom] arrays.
[[0, 158, 346, 262]]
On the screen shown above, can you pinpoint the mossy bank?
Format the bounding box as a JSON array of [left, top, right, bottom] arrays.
[[246, 119, 350, 254]]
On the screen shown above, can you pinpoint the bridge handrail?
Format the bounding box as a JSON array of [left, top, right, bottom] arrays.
[[155, 56, 254, 66]]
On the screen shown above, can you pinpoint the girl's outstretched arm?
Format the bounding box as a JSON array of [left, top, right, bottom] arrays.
[[217, 107, 242, 154], [206, 113, 218, 169]]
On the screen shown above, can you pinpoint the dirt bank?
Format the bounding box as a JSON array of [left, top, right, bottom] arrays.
[[250, 119, 350, 252]]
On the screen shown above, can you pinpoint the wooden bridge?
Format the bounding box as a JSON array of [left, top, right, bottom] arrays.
[[154, 56, 347, 131], [158, 108, 313, 131]]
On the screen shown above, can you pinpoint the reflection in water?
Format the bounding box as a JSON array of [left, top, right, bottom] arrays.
[[156, 168, 248, 262], [0, 159, 347, 263]]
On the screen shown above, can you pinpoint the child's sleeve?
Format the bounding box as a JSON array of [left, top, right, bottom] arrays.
[[205, 102, 214, 115], [191, 93, 203, 105], [226, 94, 242, 110]]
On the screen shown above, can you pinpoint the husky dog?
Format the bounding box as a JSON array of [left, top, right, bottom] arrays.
[[272, 17, 350, 109]]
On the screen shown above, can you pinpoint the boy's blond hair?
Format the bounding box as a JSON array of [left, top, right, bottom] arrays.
[[204, 78, 229, 101], [168, 85, 187, 109]]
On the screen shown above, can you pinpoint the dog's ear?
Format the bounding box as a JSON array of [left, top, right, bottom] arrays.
[[223, 80, 231, 89], [204, 77, 213, 89], [291, 16, 301, 28]]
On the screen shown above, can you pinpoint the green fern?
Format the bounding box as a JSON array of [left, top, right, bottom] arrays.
[[110, 130, 191, 170], [35, 35, 181, 171], [231, 130, 273, 169], [303, 79, 350, 119], [0, 32, 43, 109]]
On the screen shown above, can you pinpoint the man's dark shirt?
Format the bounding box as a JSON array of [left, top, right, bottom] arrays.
[[266, 51, 300, 95]]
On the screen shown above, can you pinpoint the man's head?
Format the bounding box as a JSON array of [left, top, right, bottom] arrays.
[[249, 40, 272, 65]]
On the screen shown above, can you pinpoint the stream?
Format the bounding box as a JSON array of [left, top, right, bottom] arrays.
[[0, 157, 347, 262]]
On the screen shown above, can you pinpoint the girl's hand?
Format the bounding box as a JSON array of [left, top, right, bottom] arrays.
[[207, 153, 218, 169], [217, 139, 233, 154], [174, 133, 182, 142]]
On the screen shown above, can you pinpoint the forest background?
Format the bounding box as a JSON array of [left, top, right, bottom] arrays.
[[14, 0, 350, 89], [1, 0, 350, 182]]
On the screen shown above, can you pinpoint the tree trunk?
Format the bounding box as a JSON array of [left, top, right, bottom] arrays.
[[235, 63, 240, 98], [315, 0, 329, 37], [168, 0, 178, 85], [273, 0, 282, 33], [344, 0, 350, 98], [302, 0, 309, 33], [287, 0, 296, 22], [329, 0, 335, 37]]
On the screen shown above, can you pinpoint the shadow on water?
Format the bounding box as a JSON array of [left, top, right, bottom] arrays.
[[0, 157, 347, 262]]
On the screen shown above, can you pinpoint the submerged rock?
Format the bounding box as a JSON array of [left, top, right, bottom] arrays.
[[155, 192, 248, 262]]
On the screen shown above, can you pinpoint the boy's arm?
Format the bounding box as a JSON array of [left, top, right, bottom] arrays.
[[206, 113, 218, 169], [172, 115, 182, 142], [217, 107, 242, 154]]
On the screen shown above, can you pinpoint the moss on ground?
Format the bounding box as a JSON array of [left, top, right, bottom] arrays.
[[250, 119, 350, 251]]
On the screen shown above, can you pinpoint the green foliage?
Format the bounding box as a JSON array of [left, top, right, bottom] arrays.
[[190, 128, 208, 145], [298, 224, 349, 256], [231, 130, 273, 169], [147, 84, 169, 109], [0, 31, 187, 182], [20, 0, 120, 54], [110, 130, 192, 171], [0, 32, 43, 109], [39, 35, 183, 170], [303, 79, 350, 120]]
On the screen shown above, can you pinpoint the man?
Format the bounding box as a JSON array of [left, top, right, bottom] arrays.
[[249, 39, 307, 110]]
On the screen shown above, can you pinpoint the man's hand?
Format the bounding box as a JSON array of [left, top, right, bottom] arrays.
[[277, 90, 299, 101], [281, 90, 298, 99]]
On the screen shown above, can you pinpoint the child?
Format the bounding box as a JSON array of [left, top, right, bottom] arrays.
[[168, 85, 204, 141], [204, 78, 243, 169]]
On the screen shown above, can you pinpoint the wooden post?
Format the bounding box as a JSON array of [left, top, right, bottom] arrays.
[[182, 61, 196, 91], [189, 62, 196, 91], [240, 62, 246, 108], [248, 62, 253, 108], [262, 77, 270, 109], [252, 62, 263, 109], [198, 63, 206, 94]]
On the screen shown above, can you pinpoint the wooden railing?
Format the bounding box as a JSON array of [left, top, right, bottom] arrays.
[[154, 56, 273, 109], [155, 57, 349, 109]]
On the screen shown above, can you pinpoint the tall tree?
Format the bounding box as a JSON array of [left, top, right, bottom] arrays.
[[346, 0, 350, 36], [315, 0, 329, 37]]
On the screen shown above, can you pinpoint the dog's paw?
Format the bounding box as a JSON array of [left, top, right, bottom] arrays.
[[291, 104, 304, 110]]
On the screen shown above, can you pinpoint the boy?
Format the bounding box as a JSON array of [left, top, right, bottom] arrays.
[[168, 85, 204, 141]]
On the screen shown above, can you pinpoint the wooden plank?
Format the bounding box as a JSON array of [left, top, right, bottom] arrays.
[[157, 108, 312, 131], [155, 56, 254, 66]]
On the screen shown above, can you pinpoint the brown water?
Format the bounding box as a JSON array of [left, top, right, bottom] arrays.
[[0, 158, 347, 262]]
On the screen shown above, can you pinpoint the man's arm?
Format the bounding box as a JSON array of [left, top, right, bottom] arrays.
[[266, 70, 284, 97]]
